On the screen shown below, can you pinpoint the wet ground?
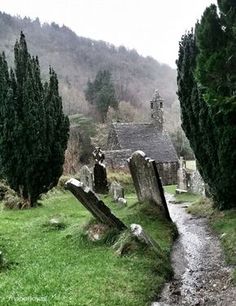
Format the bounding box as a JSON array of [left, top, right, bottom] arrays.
[[152, 196, 236, 306]]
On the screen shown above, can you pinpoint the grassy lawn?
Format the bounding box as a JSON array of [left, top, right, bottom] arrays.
[[188, 199, 236, 282], [163, 185, 200, 203], [0, 189, 175, 306]]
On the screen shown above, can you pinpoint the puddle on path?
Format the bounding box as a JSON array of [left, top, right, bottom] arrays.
[[152, 196, 236, 306]]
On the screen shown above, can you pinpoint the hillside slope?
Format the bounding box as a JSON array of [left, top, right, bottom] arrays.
[[0, 12, 179, 128]]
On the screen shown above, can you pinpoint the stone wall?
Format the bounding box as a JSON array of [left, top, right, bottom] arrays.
[[156, 162, 179, 186], [104, 149, 178, 184], [106, 127, 120, 150], [104, 149, 132, 170]]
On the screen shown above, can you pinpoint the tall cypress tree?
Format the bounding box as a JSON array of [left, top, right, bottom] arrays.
[[177, 1, 236, 209], [0, 52, 13, 178], [0, 32, 69, 206]]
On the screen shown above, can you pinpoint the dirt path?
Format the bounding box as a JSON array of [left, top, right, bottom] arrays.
[[152, 196, 236, 306]]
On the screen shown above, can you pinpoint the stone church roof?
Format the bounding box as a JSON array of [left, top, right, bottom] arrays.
[[107, 123, 178, 163]]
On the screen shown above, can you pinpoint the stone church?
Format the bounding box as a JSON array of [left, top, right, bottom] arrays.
[[105, 90, 179, 185]]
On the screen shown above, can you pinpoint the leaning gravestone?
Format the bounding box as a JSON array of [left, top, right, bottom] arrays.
[[109, 181, 124, 202], [65, 178, 126, 230], [80, 165, 93, 190], [128, 150, 171, 221], [93, 147, 108, 194]]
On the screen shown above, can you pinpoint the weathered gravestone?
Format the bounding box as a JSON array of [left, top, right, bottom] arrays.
[[117, 197, 127, 206], [65, 178, 126, 230], [188, 169, 206, 196], [128, 150, 171, 221], [176, 156, 188, 192], [130, 224, 163, 255], [93, 147, 109, 194], [94, 163, 109, 194], [109, 181, 125, 202], [80, 165, 93, 190], [176, 157, 206, 196]]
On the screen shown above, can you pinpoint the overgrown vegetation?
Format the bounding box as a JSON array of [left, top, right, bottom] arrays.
[[0, 190, 175, 305], [188, 198, 236, 282], [63, 114, 97, 173], [170, 127, 194, 159], [0, 32, 69, 207], [85, 70, 118, 122], [0, 180, 25, 209], [107, 170, 135, 193], [177, 0, 236, 209]]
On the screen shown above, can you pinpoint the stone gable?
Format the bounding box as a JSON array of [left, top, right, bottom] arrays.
[[107, 123, 178, 163]]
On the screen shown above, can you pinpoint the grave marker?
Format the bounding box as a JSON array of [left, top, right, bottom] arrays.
[[80, 165, 93, 190], [65, 178, 126, 230], [128, 150, 171, 221]]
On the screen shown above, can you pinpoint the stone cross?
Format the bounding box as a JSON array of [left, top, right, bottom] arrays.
[[79, 165, 93, 190], [128, 150, 171, 221], [92, 147, 105, 164], [65, 178, 126, 230], [177, 156, 188, 191]]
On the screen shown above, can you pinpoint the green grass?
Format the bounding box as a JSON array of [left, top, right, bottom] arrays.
[[163, 185, 200, 203], [186, 197, 214, 217], [0, 190, 175, 306], [175, 192, 200, 203], [188, 198, 236, 282], [163, 185, 176, 194]]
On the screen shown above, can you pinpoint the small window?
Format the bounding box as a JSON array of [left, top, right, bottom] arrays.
[[151, 114, 154, 118], [160, 101, 163, 108], [150, 102, 153, 109]]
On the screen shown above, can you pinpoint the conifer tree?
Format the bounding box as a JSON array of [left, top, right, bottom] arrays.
[[177, 1, 236, 209], [0, 32, 69, 206], [85, 70, 118, 122]]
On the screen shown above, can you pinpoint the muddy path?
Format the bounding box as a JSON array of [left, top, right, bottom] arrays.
[[153, 197, 236, 306]]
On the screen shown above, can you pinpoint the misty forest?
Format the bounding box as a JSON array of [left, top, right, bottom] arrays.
[[0, 1, 235, 305]]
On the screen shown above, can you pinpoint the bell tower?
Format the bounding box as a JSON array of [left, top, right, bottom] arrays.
[[150, 89, 164, 131]]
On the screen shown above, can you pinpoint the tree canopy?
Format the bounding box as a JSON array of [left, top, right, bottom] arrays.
[[177, 0, 236, 209], [85, 70, 118, 122], [0, 32, 69, 206]]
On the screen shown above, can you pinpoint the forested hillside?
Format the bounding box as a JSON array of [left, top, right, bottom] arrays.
[[0, 11, 179, 129]]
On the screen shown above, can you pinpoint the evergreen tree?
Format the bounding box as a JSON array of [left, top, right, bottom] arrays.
[[85, 70, 118, 122], [0, 32, 69, 206], [177, 0, 236, 209], [0, 52, 12, 178]]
